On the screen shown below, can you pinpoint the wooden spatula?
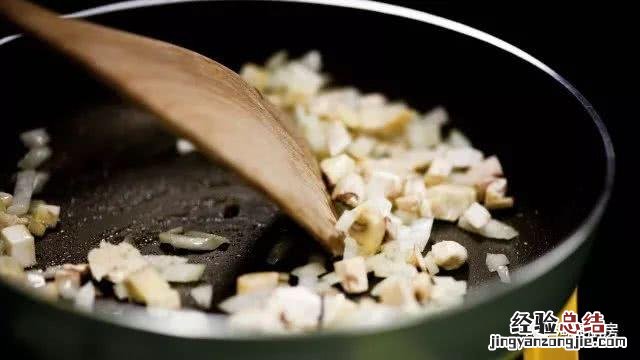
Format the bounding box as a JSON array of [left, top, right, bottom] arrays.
[[0, 0, 343, 254]]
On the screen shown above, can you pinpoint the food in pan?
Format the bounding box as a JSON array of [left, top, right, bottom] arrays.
[[0, 50, 516, 332]]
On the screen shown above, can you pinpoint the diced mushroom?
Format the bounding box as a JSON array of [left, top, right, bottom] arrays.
[[461, 202, 491, 229], [430, 241, 468, 270], [320, 154, 356, 187], [331, 173, 365, 207], [412, 272, 433, 304], [125, 266, 181, 309], [237, 272, 284, 294], [347, 203, 386, 255], [334, 256, 368, 293], [484, 178, 514, 209], [0, 224, 36, 268], [425, 184, 477, 221]]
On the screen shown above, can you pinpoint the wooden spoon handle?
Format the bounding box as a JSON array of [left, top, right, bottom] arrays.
[[0, 0, 343, 254]]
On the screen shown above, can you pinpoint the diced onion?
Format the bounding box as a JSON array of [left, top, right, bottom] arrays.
[[159, 229, 228, 251], [18, 146, 52, 170], [190, 284, 213, 309], [218, 289, 272, 314], [486, 253, 509, 272], [20, 128, 50, 148], [32, 172, 50, 194], [496, 265, 511, 283], [7, 170, 36, 215], [176, 139, 196, 155], [157, 263, 205, 283], [74, 282, 96, 311]]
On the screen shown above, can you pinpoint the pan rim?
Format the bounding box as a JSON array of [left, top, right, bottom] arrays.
[[0, 0, 615, 340]]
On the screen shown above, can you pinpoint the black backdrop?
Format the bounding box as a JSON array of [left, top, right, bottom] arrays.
[[1, 1, 635, 358]]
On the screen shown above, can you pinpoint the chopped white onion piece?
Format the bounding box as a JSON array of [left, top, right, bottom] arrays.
[[26, 270, 46, 288], [424, 157, 452, 186], [32, 172, 50, 194], [219, 289, 272, 314], [88, 241, 147, 283], [157, 263, 205, 283], [320, 154, 356, 187], [321, 293, 358, 328], [74, 282, 96, 311], [125, 266, 181, 309], [113, 282, 129, 300], [159, 231, 228, 251], [18, 146, 52, 170], [237, 272, 283, 294], [176, 138, 196, 155], [423, 251, 440, 275], [7, 170, 36, 216], [291, 262, 326, 278], [298, 50, 322, 72], [430, 276, 467, 307], [0, 224, 36, 267], [20, 128, 50, 148], [425, 184, 476, 222], [334, 256, 368, 293], [458, 217, 519, 240], [335, 208, 358, 232], [462, 202, 491, 229], [445, 147, 483, 169], [266, 286, 322, 330], [342, 236, 360, 259], [496, 265, 511, 283], [143, 255, 188, 268], [0, 256, 26, 282], [326, 121, 352, 156], [190, 284, 213, 309], [486, 253, 510, 272], [365, 171, 402, 200], [446, 129, 472, 148]]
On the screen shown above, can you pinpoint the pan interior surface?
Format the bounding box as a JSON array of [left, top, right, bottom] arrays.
[[0, 0, 609, 338]]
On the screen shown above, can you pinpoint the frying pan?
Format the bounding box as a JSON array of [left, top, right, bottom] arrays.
[[0, 1, 614, 359]]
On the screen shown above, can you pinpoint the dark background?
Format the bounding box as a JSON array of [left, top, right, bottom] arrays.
[[1, 1, 635, 358]]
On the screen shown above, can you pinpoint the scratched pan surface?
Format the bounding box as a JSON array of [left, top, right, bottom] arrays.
[[0, 1, 613, 359]]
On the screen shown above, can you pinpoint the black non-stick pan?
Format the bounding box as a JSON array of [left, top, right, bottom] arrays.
[[0, 1, 614, 359]]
